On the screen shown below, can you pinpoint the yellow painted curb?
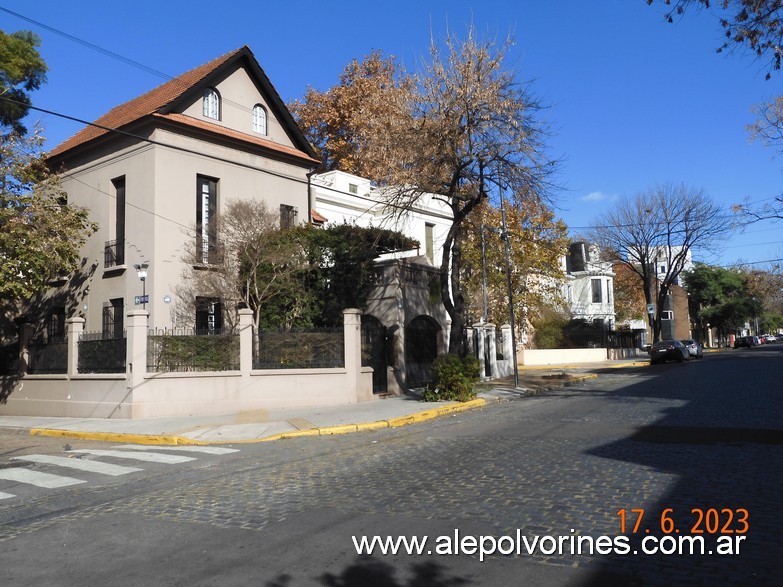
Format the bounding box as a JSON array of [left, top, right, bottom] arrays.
[[317, 424, 359, 435], [29, 428, 209, 446], [356, 421, 390, 432], [27, 398, 488, 446]]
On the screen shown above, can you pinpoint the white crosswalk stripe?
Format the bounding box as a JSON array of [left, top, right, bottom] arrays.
[[67, 449, 196, 464], [13, 455, 142, 476], [0, 468, 85, 488], [113, 444, 240, 455], [0, 445, 239, 501]]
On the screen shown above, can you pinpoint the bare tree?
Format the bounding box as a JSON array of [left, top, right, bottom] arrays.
[[362, 28, 558, 355], [175, 200, 304, 332], [588, 183, 730, 341]]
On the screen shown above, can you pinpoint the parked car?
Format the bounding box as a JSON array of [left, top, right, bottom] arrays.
[[763, 334, 777, 344], [734, 335, 759, 348], [650, 339, 689, 364], [680, 339, 703, 359]]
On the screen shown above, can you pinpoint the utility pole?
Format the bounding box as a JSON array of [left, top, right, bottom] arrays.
[[499, 182, 520, 389]]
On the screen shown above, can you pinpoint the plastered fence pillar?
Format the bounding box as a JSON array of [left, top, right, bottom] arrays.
[[19, 322, 33, 374], [238, 308, 253, 374], [473, 324, 487, 380], [126, 310, 149, 393], [485, 323, 499, 379], [343, 308, 371, 401], [66, 317, 85, 377]]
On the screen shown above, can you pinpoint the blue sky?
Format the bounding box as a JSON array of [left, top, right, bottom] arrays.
[[2, 0, 782, 269]]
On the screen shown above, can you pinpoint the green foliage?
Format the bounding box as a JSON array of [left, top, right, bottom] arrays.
[[0, 131, 96, 303], [148, 334, 240, 373], [0, 30, 47, 135], [250, 223, 417, 328], [531, 304, 570, 349], [422, 354, 481, 403]]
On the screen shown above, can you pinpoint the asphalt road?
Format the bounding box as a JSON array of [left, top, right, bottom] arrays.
[[0, 346, 781, 586]]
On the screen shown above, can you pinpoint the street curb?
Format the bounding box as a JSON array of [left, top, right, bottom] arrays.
[[29, 428, 210, 446], [27, 398, 488, 446]]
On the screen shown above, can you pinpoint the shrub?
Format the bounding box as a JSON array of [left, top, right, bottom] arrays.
[[422, 354, 481, 403]]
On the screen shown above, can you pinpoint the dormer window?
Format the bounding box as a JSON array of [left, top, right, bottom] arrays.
[[252, 104, 267, 134], [203, 88, 220, 120]]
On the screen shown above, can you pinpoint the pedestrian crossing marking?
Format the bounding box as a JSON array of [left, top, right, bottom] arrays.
[[13, 454, 142, 476], [113, 444, 239, 455], [68, 449, 196, 464], [0, 468, 85, 488]]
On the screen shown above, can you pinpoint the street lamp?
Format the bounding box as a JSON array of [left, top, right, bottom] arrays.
[[134, 262, 149, 309]]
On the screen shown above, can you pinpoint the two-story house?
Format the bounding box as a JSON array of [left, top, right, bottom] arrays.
[[41, 46, 319, 336]]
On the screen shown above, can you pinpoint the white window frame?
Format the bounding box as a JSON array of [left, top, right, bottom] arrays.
[[203, 88, 220, 120], [252, 104, 267, 134]]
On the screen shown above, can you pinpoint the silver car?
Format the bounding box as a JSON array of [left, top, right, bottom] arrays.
[[680, 339, 703, 359]]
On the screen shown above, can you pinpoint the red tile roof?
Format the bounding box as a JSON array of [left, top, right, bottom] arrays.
[[49, 48, 245, 158], [310, 209, 328, 224], [155, 113, 319, 164], [47, 46, 318, 165]]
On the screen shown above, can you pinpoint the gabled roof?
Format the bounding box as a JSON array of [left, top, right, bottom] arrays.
[[48, 46, 318, 162]]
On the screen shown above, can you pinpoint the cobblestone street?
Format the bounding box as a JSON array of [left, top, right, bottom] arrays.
[[0, 347, 781, 585]]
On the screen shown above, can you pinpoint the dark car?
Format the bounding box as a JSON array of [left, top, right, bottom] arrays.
[[680, 339, 703, 359], [733, 336, 754, 349], [650, 339, 689, 364]]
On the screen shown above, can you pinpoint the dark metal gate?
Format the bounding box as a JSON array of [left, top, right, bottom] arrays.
[[361, 315, 387, 393], [405, 315, 439, 388]]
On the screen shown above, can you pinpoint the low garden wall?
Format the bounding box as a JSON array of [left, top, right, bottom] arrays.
[[0, 309, 373, 419]]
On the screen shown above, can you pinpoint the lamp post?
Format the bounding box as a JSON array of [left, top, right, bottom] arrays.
[[134, 262, 149, 309]]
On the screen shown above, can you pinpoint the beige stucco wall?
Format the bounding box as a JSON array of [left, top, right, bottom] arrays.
[[51, 125, 311, 333], [179, 67, 293, 148], [519, 348, 608, 366]]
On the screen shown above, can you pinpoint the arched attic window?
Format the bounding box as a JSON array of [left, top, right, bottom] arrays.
[[252, 104, 267, 134], [203, 88, 221, 120]]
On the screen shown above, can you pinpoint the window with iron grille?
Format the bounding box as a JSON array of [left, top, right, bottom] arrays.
[[47, 307, 65, 342], [280, 204, 298, 230], [195, 297, 223, 335], [102, 298, 124, 339]]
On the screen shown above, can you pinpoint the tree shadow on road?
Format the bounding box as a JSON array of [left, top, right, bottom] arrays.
[[266, 556, 470, 587]]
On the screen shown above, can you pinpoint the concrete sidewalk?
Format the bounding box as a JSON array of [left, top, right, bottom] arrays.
[[0, 358, 649, 446]]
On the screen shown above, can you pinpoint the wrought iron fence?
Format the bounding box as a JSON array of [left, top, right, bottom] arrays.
[[147, 328, 240, 373], [27, 339, 67, 374], [78, 331, 126, 374], [254, 328, 344, 369]]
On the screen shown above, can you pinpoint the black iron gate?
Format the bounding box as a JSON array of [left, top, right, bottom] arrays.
[[405, 315, 439, 388], [361, 315, 388, 393]]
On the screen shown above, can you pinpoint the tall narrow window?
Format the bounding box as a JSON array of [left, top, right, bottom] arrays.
[[102, 298, 124, 339], [196, 297, 223, 334], [196, 176, 218, 264], [203, 88, 220, 120], [111, 175, 125, 265], [591, 278, 602, 303], [252, 104, 267, 134], [607, 279, 612, 304], [47, 307, 65, 342], [425, 223, 435, 263], [280, 204, 298, 229]]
